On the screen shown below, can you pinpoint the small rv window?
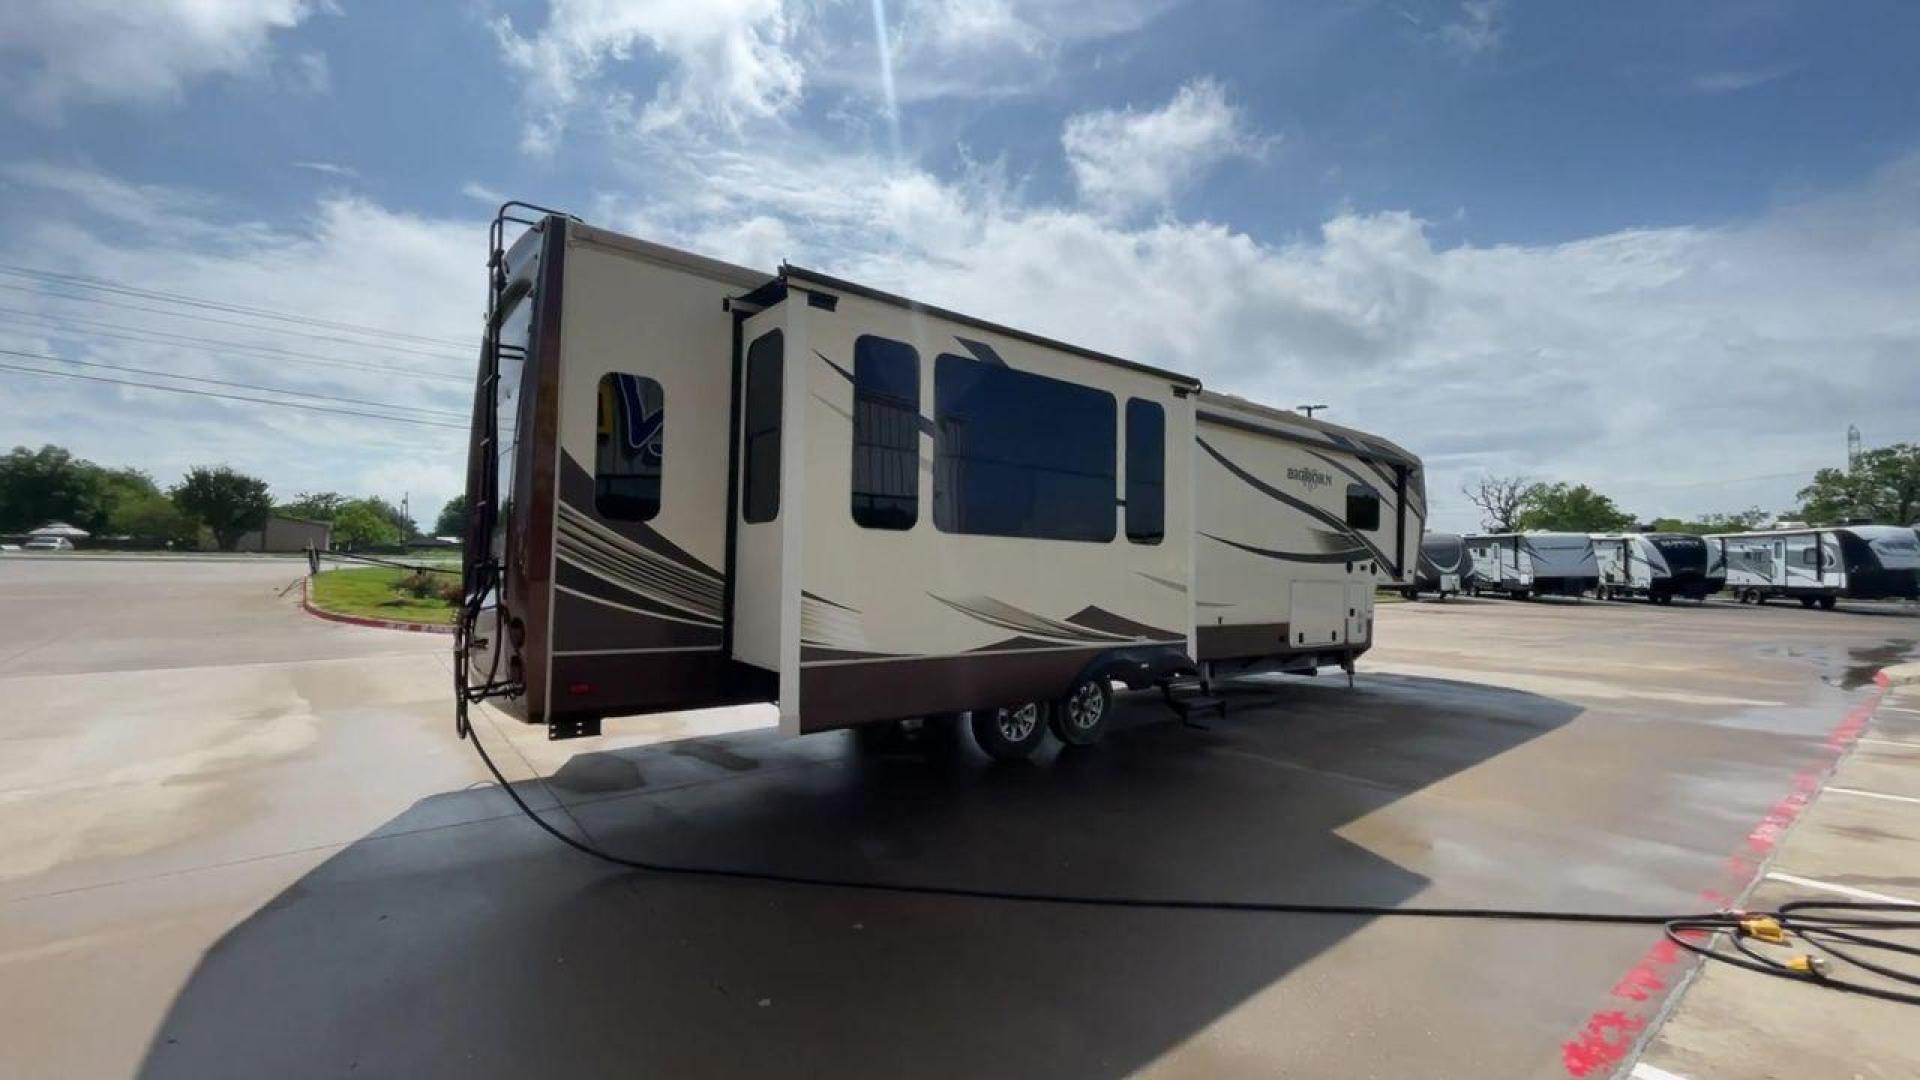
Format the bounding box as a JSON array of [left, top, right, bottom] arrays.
[[594, 373, 664, 521], [852, 335, 920, 530], [1346, 483, 1381, 531], [743, 329, 783, 524], [933, 353, 1116, 542], [1125, 398, 1165, 544], [1800, 546, 1820, 567]]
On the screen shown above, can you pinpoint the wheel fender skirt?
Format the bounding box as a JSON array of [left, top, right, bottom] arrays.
[[1077, 645, 1196, 691]]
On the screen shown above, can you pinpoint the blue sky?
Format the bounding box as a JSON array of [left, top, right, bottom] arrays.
[[1, 0, 1917, 530]]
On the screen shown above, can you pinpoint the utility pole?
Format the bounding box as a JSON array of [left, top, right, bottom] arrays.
[[1298, 404, 1328, 418], [402, 491, 411, 535], [1847, 425, 1861, 471]]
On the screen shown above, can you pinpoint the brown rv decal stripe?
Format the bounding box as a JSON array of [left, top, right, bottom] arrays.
[[555, 562, 722, 630], [928, 594, 1152, 645], [1195, 436, 1397, 573], [1201, 531, 1366, 564], [558, 452, 724, 579], [556, 519, 723, 621], [552, 585, 722, 651]]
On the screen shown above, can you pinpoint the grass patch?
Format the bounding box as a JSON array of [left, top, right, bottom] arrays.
[[1374, 589, 1410, 604], [309, 566, 458, 625]]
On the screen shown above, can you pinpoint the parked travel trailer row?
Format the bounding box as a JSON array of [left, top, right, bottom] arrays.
[[1715, 526, 1920, 608], [1433, 526, 1920, 609], [459, 207, 1426, 760], [1461, 532, 1599, 599]]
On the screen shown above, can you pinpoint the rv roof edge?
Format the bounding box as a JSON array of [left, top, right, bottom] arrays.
[[781, 263, 1201, 388], [568, 219, 771, 291], [1196, 392, 1420, 470]]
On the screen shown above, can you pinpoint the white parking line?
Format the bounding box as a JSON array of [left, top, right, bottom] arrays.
[[1630, 1062, 1692, 1080], [1877, 704, 1920, 716], [1826, 786, 1920, 806], [1856, 737, 1920, 749], [1765, 871, 1919, 906]]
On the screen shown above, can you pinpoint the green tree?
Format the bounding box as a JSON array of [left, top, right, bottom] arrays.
[[433, 494, 467, 537], [359, 496, 418, 539], [0, 445, 98, 532], [276, 491, 348, 522], [110, 492, 200, 547], [1513, 482, 1635, 532], [172, 466, 273, 551], [86, 467, 161, 535], [332, 500, 403, 547], [1798, 443, 1920, 525], [1647, 508, 1770, 535]]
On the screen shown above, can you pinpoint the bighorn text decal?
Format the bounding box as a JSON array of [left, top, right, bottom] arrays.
[[1286, 466, 1334, 491]]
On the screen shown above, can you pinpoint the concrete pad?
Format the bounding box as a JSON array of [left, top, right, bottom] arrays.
[[2, 560, 1916, 1080]]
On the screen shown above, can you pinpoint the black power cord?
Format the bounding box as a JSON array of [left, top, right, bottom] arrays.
[[455, 697, 1920, 1005]]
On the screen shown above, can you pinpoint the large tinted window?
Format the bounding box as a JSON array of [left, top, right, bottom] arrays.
[[742, 330, 783, 524], [1346, 483, 1381, 531], [1125, 398, 1164, 544], [594, 373, 664, 521], [852, 335, 919, 529], [933, 354, 1116, 542]]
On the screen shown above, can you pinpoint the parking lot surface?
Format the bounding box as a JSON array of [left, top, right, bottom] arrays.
[[1, 560, 1914, 1079]]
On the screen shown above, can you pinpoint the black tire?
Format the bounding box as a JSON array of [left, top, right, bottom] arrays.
[[1050, 678, 1114, 747], [971, 703, 1048, 761], [1401, 587, 1418, 601], [1818, 595, 1837, 611], [1799, 596, 1817, 609]]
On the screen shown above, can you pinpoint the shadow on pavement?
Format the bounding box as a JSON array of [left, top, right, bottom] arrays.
[[137, 673, 1580, 1079]]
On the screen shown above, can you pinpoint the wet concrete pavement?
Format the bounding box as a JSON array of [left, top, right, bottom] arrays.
[[1, 562, 1914, 1079]]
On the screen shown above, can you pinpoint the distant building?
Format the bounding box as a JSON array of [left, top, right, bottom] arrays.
[[235, 515, 332, 553]]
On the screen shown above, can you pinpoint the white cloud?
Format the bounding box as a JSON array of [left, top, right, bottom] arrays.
[[1692, 63, 1798, 95], [491, 0, 805, 155], [593, 126, 1920, 531], [294, 161, 357, 179], [1062, 78, 1266, 217], [0, 0, 317, 118], [0, 164, 480, 528], [1438, 0, 1504, 59], [879, 0, 1171, 100]]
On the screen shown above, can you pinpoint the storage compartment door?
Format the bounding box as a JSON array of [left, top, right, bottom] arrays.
[[1345, 582, 1371, 645], [1290, 580, 1347, 649]]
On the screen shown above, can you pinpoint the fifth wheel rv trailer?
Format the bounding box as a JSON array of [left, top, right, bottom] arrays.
[[1712, 526, 1920, 609], [458, 206, 1425, 761], [1402, 531, 1467, 599], [1590, 532, 1722, 604]]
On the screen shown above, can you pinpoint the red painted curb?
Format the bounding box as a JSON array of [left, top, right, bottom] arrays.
[[300, 576, 455, 635], [1558, 677, 1891, 1077]]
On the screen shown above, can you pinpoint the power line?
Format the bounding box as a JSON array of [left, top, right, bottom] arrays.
[[0, 281, 473, 364], [0, 263, 473, 350], [0, 361, 468, 431], [0, 306, 471, 383], [0, 346, 468, 419]]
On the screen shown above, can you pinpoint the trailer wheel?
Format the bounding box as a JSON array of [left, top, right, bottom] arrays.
[[971, 703, 1047, 761], [1050, 678, 1114, 747], [1818, 595, 1837, 611], [1799, 596, 1817, 609]]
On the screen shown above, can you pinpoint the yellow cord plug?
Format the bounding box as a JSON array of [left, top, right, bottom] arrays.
[[1738, 915, 1787, 944], [1786, 955, 1830, 978]]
